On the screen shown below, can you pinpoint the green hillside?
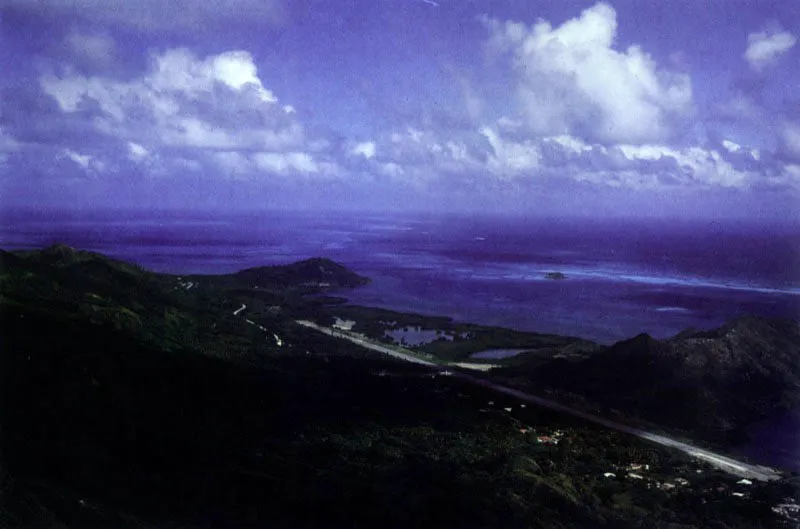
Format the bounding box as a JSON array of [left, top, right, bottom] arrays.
[[0, 245, 794, 528]]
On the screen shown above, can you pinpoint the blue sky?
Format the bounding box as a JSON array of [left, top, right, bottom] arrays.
[[1, 0, 799, 218]]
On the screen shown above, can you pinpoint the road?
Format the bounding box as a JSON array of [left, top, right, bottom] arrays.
[[296, 320, 437, 366], [295, 319, 783, 482]]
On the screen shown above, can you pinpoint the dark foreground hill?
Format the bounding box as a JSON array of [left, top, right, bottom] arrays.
[[0, 245, 796, 528], [494, 316, 800, 448]]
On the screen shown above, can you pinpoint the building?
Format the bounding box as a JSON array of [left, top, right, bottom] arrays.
[[333, 318, 356, 331]]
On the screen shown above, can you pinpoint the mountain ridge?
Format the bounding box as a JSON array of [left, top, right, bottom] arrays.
[[498, 315, 800, 448]]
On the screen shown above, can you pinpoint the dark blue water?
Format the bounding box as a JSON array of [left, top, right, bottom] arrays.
[[2, 209, 797, 343], [2, 208, 798, 471], [470, 349, 529, 360]]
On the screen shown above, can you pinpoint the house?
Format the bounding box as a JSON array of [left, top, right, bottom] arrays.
[[536, 436, 559, 445], [333, 318, 356, 331]]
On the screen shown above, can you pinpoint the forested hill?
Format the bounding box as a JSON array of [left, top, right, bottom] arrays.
[[495, 316, 800, 448], [0, 245, 797, 528]]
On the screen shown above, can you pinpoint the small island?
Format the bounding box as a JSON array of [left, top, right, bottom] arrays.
[[544, 271, 567, 280]]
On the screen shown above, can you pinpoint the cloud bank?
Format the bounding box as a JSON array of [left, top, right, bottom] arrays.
[[38, 48, 339, 180], [1, 1, 798, 216]]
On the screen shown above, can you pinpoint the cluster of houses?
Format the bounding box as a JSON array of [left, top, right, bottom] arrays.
[[603, 462, 686, 490], [624, 462, 651, 481], [535, 430, 565, 445], [649, 477, 690, 491], [697, 478, 754, 498], [174, 277, 197, 291], [599, 462, 658, 483], [602, 462, 759, 499], [511, 426, 565, 445], [492, 402, 564, 446], [606, 468, 693, 492], [772, 499, 800, 522]]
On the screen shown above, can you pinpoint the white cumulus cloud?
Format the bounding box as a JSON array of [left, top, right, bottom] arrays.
[[40, 48, 336, 178], [744, 27, 796, 71], [60, 148, 104, 173], [147, 49, 277, 103], [480, 127, 541, 177], [350, 141, 376, 159], [617, 144, 749, 188], [722, 140, 741, 153], [482, 2, 692, 145], [127, 142, 149, 161], [782, 122, 800, 161], [62, 148, 92, 168]]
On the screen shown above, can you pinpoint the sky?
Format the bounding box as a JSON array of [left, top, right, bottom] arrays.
[[1, 0, 799, 219]]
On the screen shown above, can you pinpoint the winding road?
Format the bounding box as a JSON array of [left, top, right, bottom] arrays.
[[295, 319, 783, 482]]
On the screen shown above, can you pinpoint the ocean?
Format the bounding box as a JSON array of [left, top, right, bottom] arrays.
[[3, 209, 797, 343], [2, 208, 798, 471]]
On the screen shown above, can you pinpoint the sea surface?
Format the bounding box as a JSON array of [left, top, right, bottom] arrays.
[[3, 209, 796, 343], [2, 208, 799, 470]]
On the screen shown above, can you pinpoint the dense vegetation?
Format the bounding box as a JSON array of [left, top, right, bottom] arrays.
[[329, 300, 800, 453], [491, 319, 800, 448], [0, 245, 796, 528]]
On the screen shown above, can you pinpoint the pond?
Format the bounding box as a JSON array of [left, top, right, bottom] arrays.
[[470, 348, 530, 360]]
